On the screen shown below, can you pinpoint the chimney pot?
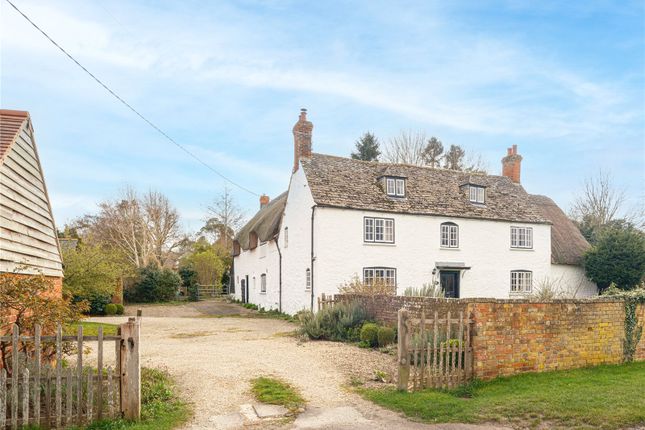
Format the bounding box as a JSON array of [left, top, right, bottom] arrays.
[[502, 145, 523, 184], [260, 194, 270, 208], [292, 108, 313, 173]]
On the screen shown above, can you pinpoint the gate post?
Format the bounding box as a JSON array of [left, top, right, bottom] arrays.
[[119, 317, 140, 420], [397, 308, 410, 391]]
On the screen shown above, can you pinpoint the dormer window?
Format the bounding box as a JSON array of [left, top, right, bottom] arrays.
[[469, 186, 485, 204], [386, 177, 405, 197]]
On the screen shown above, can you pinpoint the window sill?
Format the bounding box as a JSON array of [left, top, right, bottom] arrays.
[[439, 247, 460, 251], [509, 248, 534, 251], [509, 291, 531, 297], [260, 292, 266, 295], [364, 242, 396, 246]]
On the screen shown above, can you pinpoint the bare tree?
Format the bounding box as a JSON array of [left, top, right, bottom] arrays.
[[204, 186, 245, 251], [382, 130, 427, 165], [570, 170, 626, 229], [463, 151, 490, 174], [77, 188, 182, 269], [142, 190, 182, 267], [421, 136, 444, 168]]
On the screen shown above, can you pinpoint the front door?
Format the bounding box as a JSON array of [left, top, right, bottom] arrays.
[[240, 279, 246, 303], [245, 275, 250, 303], [440, 271, 460, 298]]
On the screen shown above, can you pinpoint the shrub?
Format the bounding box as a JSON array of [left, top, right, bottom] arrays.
[[403, 282, 445, 298], [75, 292, 112, 316], [360, 323, 379, 347], [104, 304, 117, 315], [178, 266, 199, 302], [338, 276, 396, 296], [298, 301, 370, 341], [584, 225, 645, 291], [377, 326, 395, 346], [125, 264, 181, 303], [115, 304, 125, 315]]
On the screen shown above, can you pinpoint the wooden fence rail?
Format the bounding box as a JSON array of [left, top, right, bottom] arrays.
[[0, 317, 140, 429], [397, 308, 473, 391]]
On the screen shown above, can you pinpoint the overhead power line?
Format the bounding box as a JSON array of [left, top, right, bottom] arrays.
[[4, 0, 260, 197]]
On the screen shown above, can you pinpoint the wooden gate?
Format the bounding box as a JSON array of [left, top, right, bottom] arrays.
[[0, 317, 140, 428], [397, 308, 473, 391]]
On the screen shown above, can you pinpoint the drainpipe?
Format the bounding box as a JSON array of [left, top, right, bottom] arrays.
[[310, 206, 317, 311], [274, 238, 283, 313]]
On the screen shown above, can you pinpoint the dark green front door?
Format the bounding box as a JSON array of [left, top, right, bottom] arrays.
[[440, 271, 460, 298]]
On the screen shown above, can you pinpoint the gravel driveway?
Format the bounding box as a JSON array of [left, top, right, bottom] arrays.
[[91, 302, 507, 430]]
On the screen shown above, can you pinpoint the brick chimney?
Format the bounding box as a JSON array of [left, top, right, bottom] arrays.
[[260, 194, 270, 209], [501, 144, 522, 184], [293, 108, 313, 173]]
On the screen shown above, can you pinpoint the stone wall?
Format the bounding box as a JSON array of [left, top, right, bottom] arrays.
[[337, 294, 645, 380]]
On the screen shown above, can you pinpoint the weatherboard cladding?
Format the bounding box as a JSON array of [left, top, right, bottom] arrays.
[[300, 153, 549, 224], [529, 194, 590, 266], [236, 192, 287, 250], [0, 110, 63, 277]]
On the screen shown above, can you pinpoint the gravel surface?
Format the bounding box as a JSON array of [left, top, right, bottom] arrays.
[[90, 303, 508, 430]]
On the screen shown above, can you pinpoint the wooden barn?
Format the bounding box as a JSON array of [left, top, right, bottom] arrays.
[[0, 109, 63, 293]]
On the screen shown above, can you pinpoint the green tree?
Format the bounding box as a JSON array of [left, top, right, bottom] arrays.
[[351, 132, 381, 162], [180, 238, 226, 287], [443, 144, 465, 170], [62, 243, 129, 314], [583, 224, 645, 290], [421, 136, 443, 168], [124, 264, 181, 303]]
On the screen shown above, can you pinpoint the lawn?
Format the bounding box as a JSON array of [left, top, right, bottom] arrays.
[[360, 362, 645, 430], [78, 368, 191, 430], [250, 376, 305, 412], [65, 321, 119, 336]]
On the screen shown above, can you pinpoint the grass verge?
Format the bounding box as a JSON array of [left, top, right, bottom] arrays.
[[79, 367, 191, 430], [65, 321, 119, 336], [250, 376, 305, 412], [359, 362, 645, 430]]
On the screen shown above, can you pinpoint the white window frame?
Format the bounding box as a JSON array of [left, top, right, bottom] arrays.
[[385, 177, 405, 197], [440, 222, 459, 248], [260, 274, 266, 293], [363, 267, 397, 287], [364, 217, 394, 243], [510, 270, 532, 293], [511, 226, 533, 249], [305, 268, 311, 290], [284, 227, 288, 248], [469, 186, 485, 204]]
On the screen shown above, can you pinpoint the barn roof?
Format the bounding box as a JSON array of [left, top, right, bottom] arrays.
[[235, 192, 287, 250], [300, 153, 549, 224], [0, 110, 29, 164], [0, 109, 64, 277], [529, 194, 590, 265]]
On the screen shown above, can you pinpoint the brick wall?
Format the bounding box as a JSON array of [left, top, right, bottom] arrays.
[[337, 294, 645, 380], [336, 294, 468, 326], [468, 298, 627, 379]]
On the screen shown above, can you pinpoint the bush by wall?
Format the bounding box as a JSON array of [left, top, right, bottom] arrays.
[[360, 323, 379, 347], [377, 326, 396, 346], [115, 304, 125, 315], [104, 303, 117, 315], [298, 301, 370, 341], [124, 264, 181, 303]]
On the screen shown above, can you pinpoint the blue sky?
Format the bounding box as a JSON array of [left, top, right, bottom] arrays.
[[1, 0, 643, 232]]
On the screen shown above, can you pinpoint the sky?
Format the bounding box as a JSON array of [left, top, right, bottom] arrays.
[[1, 0, 644, 233]]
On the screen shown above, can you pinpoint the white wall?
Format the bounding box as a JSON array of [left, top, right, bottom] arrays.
[[313, 207, 553, 301], [279, 167, 316, 315], [233, 240, 281, 310], [548, 264, 598, 298]]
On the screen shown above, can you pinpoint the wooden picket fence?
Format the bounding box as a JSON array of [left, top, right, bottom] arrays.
[[397, 308, 473, 391], [0, 317, 140, 429], [317, 293, 336, 311]]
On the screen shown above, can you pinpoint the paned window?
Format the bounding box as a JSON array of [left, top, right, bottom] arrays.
[[364, 217, 394, 243], [510, 270, 532, 293], [440, 222, 459, 248], [363, 267, 397, 287], [511, 226, 533, 249]]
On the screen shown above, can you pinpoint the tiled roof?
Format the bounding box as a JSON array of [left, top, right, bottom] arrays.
[[236, 192, 287, 250], [529, 194, 590, 265], [0, 110, 29, 163], [300, 153, 550, 224]]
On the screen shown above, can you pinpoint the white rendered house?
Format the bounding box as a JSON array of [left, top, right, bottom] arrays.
[[232, 110, 597, 315]]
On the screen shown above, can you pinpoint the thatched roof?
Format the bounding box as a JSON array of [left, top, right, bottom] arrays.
[[300, 153, 549, 224], [529, 194, 590, 265], [236, 192, 287, 250]]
